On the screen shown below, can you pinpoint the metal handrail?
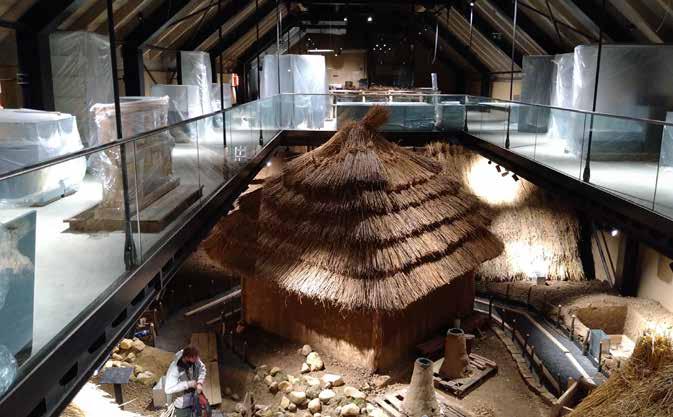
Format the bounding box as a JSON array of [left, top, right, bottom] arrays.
[[0, 109, 225, 183], [466, 94, 673, 127]]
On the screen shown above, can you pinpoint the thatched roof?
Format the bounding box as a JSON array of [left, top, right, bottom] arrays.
[[424, 143, 585, 281], [249, 107, 503, 311]]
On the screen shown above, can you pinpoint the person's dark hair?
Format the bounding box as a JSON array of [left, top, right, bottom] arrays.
[[182, 345, 199, 359]]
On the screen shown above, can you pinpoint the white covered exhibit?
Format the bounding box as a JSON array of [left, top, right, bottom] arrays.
[[0, 109, 86, 207], [260, 54, 328, 129]]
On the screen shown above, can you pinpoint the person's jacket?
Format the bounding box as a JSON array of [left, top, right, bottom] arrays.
[[164, 349, 207, 409]]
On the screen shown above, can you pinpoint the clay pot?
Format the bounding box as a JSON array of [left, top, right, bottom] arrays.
[[401, 357, 440, 417], [438, 328, 469, 380]]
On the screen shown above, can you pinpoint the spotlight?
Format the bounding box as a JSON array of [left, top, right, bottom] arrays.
[[367, 16, 373, 22], [512, 173, 519, 181], [610, 229, 619, 237], [343, 17, 348, 21], [470, 1, 475, 6], [266, 161, 272, 167], [495, 164, 502, 173], [501, 171, 509, 177], [487, 160, 492, 165]]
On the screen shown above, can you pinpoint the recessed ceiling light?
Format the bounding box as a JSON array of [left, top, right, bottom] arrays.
[[367, 16, 373, 22]]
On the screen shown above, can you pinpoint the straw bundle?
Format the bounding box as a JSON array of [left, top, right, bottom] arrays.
[[569, 332, 673, 417], [425, 143, 585, 281]]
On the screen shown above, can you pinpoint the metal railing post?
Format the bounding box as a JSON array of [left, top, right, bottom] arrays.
[[107, 0, 137, 269], [505, 0, 518, 149]]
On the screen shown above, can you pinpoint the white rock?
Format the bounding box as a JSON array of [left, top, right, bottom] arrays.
[[126, 352, 136, 362], [288, 375, 301, 385], [308, 398, 322, 414], [301, 345, 313, 356], [314, 414, 321, 417], [335, 407, 342, 416], [271, 367, 282, 376], [265, 375, 275, 386], [369, 408, 386, 417], [306, 352, 324, 371], [304, 376, 321, 387], [288, 404, 297, 412], [131, 339, 146, 352], [372, 375, 390, 388], [279, 381, 293, 393], [270, 382, 279, 393], [343, 386, 366, 400], [340, 404, 360, 417], [136, 371, 156, 386], [119, 339, 133, 350], [321, 374, 344, 387], [318, 389, 336, 403], [281, 396, 291, 409], [289, 391, 307, 405], [300, 363, 310, 374]]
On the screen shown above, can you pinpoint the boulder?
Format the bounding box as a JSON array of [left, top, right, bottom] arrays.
[[288, 404, 297, 413], [300, 363, 310, 374], [126, 352, 136, 362], [111, 353, 124, 361], [265, 375, 275, 386], [258, 365, 269, 375], [305, 386, 320, 400], [136, 371, 156, 386], [304, 376, 321, 388], [308, 398, 321, 414], [301, 345, 313, 356], [369, 408, 386, 417], [372, 375, 390, 389], [318, 389, 336, 403], [289, 391, 307, 406], [340, 404, 360, 417], [314, 414, 321, 417], [306, 353, 324, 371], [280, 396, 291, 409], [279, 381, 293, 393], [321, 374, 344, 388], [131, 339, 146, 352], [270, 382, 279, 394], [271, 367, 282, 376], [119, 339, 133, 350], [288, 375, 301, 385], [343, 386, 366, 400]]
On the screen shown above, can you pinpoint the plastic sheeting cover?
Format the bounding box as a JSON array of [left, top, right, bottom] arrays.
[[151, 84, 203, 143], [180, 51, 213, 115], [260, 55, 328, 129], [50, 31, 113, 148], [210, 83, 232, 110], [518, 55, 554, 133], [0, 109, 86, 207]]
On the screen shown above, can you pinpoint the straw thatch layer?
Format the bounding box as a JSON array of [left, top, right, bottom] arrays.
[[253, 107, 502, 311], [206, 107, 503, 311], [569, 332, 673, 417], [425, 142, 585, 281]]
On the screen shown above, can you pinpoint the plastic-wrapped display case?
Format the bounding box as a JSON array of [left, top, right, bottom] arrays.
[[0, 109, 86, 207], [260, 55, 328, 129], [50, 31, 113, 148], [0, 210, 36, 396], [90, 96, 176, 217]]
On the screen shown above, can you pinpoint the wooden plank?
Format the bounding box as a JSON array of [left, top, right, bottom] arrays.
[[184, 286, 242, 317], [204, 361, 222, 405], [373, 398, 402, 417], [386, 394, 403, 410], [190, 332, 217, 363]]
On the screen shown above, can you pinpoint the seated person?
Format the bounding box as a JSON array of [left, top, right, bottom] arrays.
[[164, 345, 207, 416]]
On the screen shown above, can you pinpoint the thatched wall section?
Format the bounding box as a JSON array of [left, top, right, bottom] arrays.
[[243, 271, 475, 370], [569, 332, 673, 417], [425, 143, 585, 281]]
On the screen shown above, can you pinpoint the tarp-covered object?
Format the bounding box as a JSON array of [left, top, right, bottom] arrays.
[[151, 84, 203, 143], [180, 51, 213, 115], [260, 54, 328, 129], [518, 55, 554, 133], [50, 31, 113, 148], [0, 109, 86, 207]]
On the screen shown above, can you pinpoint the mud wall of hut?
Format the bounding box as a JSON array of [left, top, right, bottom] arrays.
[[243, 272, 475, 371]]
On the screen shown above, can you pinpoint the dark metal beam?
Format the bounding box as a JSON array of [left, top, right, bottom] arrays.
[[239, 14, 298, 65], [420, 12, 490, 75], [568, 0, 637, 43], [208, 0, 277, 58], [179, 0, 250, 51], [16, 0, 88, 110], [491, 0, 560, 54], [122, 0, 192, 96]]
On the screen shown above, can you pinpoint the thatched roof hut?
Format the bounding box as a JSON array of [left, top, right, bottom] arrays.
[[252, 107, 503, 311], [425, 142, 586, 282]]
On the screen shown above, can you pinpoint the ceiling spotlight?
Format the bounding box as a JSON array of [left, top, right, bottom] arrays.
[[512, 173, 519, 181], [610, 229, 619, 237], [470, 1, 475, 6], [367, 16, 373, 22], [343, 17, 348, 21], [487, 160, 492, 165], [501, 171, 509, 177], [266, 161, 272, 167], [495, 164, 502, 173]]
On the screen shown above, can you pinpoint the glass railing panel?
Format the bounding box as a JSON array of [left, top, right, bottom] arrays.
[[137, 119, 204, 257], [475, 100, 509, 146], [0, 144, 138, 397], [195, 114, 228, 198], [584, 114, 660, 209], [531, 108, 588, 179], [655, 122, 673, 219]]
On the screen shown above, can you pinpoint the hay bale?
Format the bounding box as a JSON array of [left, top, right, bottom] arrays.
[[569, 332, 673, 417]]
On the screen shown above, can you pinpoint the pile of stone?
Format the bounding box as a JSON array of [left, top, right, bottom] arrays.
[[248, 347, 386, 417], [103, 337, 157, 386]]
